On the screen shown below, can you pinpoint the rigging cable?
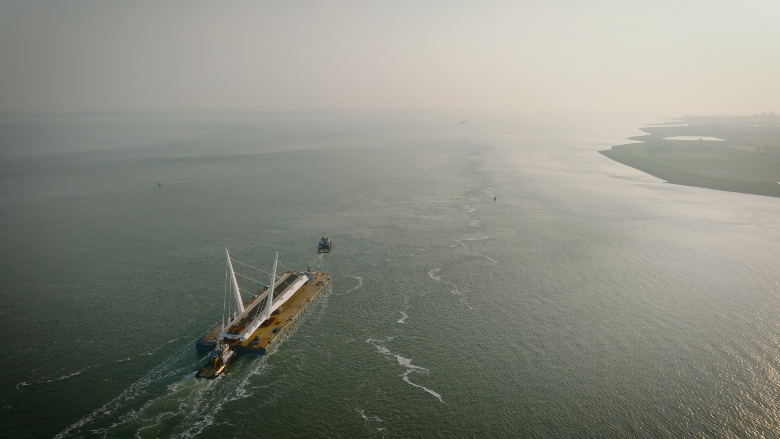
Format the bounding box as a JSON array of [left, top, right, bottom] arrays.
[[277, 260, 293, 273], [234, 271, 268, 286], [222, 263, 229, 330], [230, 258, 272, 276]]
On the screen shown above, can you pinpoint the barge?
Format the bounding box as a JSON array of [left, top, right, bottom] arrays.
[[195, 250, 330, 378]]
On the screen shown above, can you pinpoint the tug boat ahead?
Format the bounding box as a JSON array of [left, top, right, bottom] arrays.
[[318, 235, 333, 253]]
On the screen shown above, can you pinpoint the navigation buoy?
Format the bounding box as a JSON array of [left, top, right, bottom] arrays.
[[158, 183, 162, 187], [494, 196, 496, 201]]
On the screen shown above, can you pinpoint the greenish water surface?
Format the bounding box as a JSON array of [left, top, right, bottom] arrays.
[[1, 112, 780, 438]]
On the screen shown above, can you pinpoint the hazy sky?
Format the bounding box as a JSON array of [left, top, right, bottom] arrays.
[[1, 0, 778, 114]]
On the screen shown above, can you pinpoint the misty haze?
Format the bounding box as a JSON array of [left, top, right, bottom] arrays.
[[2, 1, 780, 438]]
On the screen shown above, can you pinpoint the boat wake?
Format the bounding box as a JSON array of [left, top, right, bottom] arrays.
[[15, 364, 98, 390], [50, 322, 295, 439], [53, 341, 281, 439], [21, 338, 185, 391], [41, 365, 100, 383], [174, 356, 274, 439], [171, 293, 328, 437], [366, 338, 444, 403], [54, 341, 197, 439]]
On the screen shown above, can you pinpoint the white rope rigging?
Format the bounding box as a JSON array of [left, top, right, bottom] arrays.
[[230, 258, 272, 276], [220, 255, 294, 325], [238, 287, 256, 296], [277, 260, 293, 273], [222, 264, 229, 329], [234, 271, 268, 286]]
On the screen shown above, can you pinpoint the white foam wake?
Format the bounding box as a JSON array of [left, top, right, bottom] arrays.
[[54, 344, 193, 439], [356, 407, 383, 422], [48, 365, 100, 382], [397, 295, 411, 324], [174, 356, 272, 439], [476, 254, 498, 263], [336, 276, 363, 296], [366, 338, 444, 403], [428, 268, 473, 309], [454, 236, 498, 264], [21, 338, 184, 390]]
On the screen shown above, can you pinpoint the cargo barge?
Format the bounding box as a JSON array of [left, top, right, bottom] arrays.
[[195, 251, 330, 378]]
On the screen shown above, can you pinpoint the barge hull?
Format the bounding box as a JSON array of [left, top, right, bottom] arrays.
[[196, 271, 330, 356]]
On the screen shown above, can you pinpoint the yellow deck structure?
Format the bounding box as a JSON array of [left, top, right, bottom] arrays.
[[196, 271, 330, 355]]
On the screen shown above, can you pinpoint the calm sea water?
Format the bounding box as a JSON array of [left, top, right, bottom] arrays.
[[2, 112, 780, 438]]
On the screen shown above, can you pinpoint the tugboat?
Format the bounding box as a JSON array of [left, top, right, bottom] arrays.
[[318, 235, 333, 253], [196, 342, 235, 379]]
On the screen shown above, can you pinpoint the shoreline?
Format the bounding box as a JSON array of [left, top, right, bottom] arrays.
[[599, 146, 780, 198], [600, 116, 780, 198]]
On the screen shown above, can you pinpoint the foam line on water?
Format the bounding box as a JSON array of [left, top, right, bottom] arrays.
[[54, 343, 194, 439], [347, 276, 364, 293], [58, 279, 332, 437], [175, 358, 272, 439], [47, 365, 100, 382], [175, 309, 326, 438], [335, 275, 364, 296], [177, 281, 332, 437], [113, 334, 280, 438], [454, 236, 498, 264], [21, 337, 187, 390], [397, 295, 411, 324], [79, 346, 273, 438], [366, 338, 444, 403], [476, 254, 498, 263], [15, 364, 98, 389], [356, 408, 383, 422], [428, 268, 474, 309]]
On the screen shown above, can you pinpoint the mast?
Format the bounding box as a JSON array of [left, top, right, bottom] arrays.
[[222, 264, 229, 332], [226, 249, 244, 313], [265, 252, 278, 320]]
